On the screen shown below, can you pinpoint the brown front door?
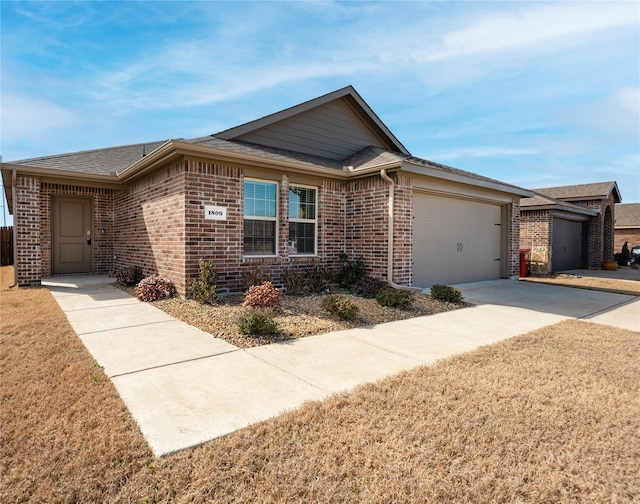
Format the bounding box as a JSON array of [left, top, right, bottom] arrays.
[[52, 196, 92, 274]]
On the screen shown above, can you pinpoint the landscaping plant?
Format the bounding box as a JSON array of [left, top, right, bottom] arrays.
[[375, 287, 414, 309], [136, 275, 177, 302], [336, 252, 366, 288], [190, 259, 220, 304], [237, 309, 278, 335], [244, 281, 282, 309], [321, 295, 360, 320], [242, 267, 271, 289], [352, 276, 388, 298], [110, 265, 143, 286], [430, 284, 464, 303]]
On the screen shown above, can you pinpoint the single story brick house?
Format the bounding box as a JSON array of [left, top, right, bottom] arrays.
[[614, 203, 640, 251], [520, 182, 621, 273], [2, 86, 532, 295]]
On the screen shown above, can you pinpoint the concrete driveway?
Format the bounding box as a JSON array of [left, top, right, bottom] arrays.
[[44, 276, 639, 457]]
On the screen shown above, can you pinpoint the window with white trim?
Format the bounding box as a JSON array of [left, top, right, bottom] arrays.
[[288, 185, 317, 255], [244, 179, 277, 256]]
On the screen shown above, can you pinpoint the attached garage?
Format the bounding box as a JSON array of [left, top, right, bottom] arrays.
[[552, 217, 585, 271], [412, 192, 504, 286]]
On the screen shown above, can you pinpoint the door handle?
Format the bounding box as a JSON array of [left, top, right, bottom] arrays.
[[87, 239, 92, 245]]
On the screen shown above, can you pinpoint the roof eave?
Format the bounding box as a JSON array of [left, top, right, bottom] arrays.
[[401, 161, 533, 198]]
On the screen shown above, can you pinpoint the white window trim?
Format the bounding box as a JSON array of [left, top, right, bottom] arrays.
[[288, 184, 318, 257], [243, 178, 279, 258]]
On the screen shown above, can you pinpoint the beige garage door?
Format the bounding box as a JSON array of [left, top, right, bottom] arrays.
[[412, 193, 503, 287]]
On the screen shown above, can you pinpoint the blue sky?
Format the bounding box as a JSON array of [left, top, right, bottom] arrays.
[[1, 1, 639, 225]]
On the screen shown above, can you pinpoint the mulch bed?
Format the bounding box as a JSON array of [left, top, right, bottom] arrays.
[[151, 292, 470, 348]]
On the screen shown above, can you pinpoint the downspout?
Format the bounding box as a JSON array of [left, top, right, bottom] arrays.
[[9, 170, 18, 288], [380, 169, 422, 292]]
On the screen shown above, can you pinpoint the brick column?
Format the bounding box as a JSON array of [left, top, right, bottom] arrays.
[[15, 176, 42, 286]]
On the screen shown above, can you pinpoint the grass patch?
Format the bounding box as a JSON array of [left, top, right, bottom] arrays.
[[2, 264, 639, 502], [522, 273, 640, 295]]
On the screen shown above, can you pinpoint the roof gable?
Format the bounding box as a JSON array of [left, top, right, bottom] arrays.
[[214, 86, 409, 160], [535, 181, 621, 203]]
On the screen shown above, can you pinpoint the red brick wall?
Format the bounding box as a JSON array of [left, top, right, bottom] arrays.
[[520, 209, 553, 273], [14, 176, 42, 286], [508, 202, 520, 279], [345, 173, 412, 285], [114, 161, 187, 293], [615, 229, 640, 251], [573, 196, 616, 267], [40, 183, 119, 276]]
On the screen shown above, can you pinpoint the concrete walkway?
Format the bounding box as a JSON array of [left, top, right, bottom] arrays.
[[44, 275, 639, 457]]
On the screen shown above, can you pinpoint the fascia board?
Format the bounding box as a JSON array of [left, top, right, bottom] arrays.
[[119, 140, 353, 182], [401, 162, 534, 198], [1, 163, 119, 185]]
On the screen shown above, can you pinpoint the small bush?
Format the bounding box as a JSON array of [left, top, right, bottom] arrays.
[[110, 265, 143, 286], [375, 288, 414, 309], [244, 281, 282, 309], [190, 259, 220, 304], [242, 267, 271, 289], [321, 295, 360, 320], [430, 284, 463, 303], [282, 265, 307, 295], [305, 263, 332, 294], [336, 252, 366, 289], [237, 309, 278, 335], [136, 275, 177, 302], [283, 262, 333, 295], [352, 276, 388, 298], [618, 242, 631, 266]]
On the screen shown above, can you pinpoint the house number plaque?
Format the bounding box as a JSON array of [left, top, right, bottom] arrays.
[[204, 205, 227, 221]]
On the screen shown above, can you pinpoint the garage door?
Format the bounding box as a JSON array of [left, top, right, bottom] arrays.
[[552, 218, 584, 271], [412, 193, 503, 287]]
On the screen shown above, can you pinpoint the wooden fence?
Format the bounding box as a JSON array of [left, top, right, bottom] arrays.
[[1, 226, 13, 266]]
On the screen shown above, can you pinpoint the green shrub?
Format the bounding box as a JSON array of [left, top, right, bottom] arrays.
[[352, 276, 388, 298], [305, 263, 332, 294], [430, 284, 463, 303], [190, 259, 220, 304], [283, 262, 332, 295], [618, 241, 631, 266], [282, 265, 307, 295], [375, 288, 414, 309], [136, 275, 177, 302], [110, 265, 143, 286], [244, 281, 282, 309], [237, 309, 278, 335], [336, 252, 366, 288], [242, 267, 271, 289], [321, 295, 360, 320]]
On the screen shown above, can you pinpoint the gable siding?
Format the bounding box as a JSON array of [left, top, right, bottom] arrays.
[[235, 99, 390, 160]]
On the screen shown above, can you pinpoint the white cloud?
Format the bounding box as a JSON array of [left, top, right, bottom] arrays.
[[409, 2, 639, 63]]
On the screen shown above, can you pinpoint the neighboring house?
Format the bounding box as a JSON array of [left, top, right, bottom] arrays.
[[1, 86, 532, 295], [614, 203, 640, 251], [520, 182, 621, 273]]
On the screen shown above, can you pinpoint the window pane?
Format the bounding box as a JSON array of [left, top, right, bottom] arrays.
[[289, 222, 315, 254], [244, 219, 276, 255], [245, 180, 276, 218], [289, 187, 316, 220]]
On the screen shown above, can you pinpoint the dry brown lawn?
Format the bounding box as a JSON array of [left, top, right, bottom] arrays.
[[523, 273, 640, 295], [2, 265, 639, 503]]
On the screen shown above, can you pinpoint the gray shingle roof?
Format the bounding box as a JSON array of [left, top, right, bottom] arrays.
[[535, 181, 621, 203], [7, 140, 168, 176], [615, 203, 640, 227], [520, 191, 599, 216]]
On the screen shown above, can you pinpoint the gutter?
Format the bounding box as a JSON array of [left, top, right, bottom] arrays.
[[9, 170, 17, 288], [380, 169, 422, 293]]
